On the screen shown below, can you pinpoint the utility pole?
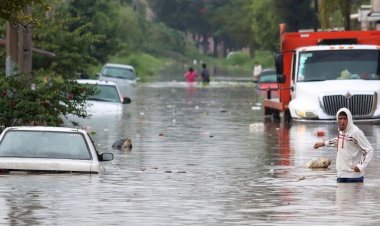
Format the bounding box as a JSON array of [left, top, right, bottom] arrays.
[[5, 5, 32, 77], [5, 22, 18, 77]]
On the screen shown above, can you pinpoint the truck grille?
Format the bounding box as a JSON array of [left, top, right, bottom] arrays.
[[322, 94, 376, 116]]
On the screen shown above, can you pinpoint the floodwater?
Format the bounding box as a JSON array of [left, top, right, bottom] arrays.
[[1, 72, 380, 225]]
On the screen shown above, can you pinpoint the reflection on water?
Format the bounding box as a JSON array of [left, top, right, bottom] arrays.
[[0, 78, 379, 225]]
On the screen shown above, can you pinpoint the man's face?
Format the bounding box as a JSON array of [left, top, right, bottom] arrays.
[[338, 114, 348, 131]]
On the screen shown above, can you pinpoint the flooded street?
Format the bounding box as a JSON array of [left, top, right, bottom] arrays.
[[1, 74, 380, 225]]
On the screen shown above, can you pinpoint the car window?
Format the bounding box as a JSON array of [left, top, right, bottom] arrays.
[[88, 84, 121, 103], [0, 131, 92, 160], [102, 67, 136, 80], [259, 72, 277, 83]]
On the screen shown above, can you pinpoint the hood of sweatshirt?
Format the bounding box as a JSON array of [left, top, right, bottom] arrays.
[[336, 107, 354, 132]]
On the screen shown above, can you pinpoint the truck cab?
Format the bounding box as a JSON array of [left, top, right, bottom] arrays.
[[289, 45, 380, 120], [264, 27, 380, 122]]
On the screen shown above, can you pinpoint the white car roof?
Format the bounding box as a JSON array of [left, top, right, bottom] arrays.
[[104, 63, 135, 70], [76, 79, 118, 86], [4, 126, 87, 133]]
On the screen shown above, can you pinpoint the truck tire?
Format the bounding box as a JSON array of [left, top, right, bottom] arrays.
[[272, 110, 280, 122], [284, 109, 291, 123]]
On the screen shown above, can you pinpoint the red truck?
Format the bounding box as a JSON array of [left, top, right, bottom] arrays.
[[265, 24, 380, 122]]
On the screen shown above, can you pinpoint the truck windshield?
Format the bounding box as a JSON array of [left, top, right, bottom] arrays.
[[297, 50, 380, 82]]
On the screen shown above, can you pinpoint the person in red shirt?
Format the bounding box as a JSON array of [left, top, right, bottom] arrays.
[[184, 67, 197, 83]]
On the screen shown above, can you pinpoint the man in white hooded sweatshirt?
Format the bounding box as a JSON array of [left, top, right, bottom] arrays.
[[314, 108, 373, 183]]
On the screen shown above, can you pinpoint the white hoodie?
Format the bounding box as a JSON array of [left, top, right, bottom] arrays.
[[324, 108, 373, 178]]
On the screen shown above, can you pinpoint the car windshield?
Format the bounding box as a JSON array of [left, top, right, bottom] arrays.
[[102, 67, 136, 80], [87, 84, 121, 103], [259, 71, 277, 83], [0, 130, 92, 160], [297, 49, 380, 82]]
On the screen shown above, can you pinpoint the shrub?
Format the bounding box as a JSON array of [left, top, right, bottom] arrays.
[[0, 70, 97, 128]]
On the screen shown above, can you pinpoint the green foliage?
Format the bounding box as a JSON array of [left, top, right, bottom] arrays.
[[150, 0, 256, 55], [252, 0, 279, 51], [63, 0, 122, 64], [141, 22, 187, 58], [225, 51, 251, 66], [150, 0, 207, 33], [206, 0, 255, 51], [318, 0, 366, 30], [109, 53, 164, 81], [222, 50, 274, 72], [0, 0, 48, 26], [115, 5, 143, 54], [0, 71, 97, 128], [33, 16, 100, 79], [272, 0, 315, 32]]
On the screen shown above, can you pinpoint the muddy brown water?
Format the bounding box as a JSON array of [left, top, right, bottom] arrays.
[[1, 77, 380, 225]]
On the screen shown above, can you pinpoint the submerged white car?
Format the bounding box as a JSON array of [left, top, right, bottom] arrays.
[[76, 79, 131, 115], [98, 63, 138, 86], [0, 126, 113, 173]]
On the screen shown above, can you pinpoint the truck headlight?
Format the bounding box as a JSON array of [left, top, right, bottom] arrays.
[[295, 109, 318, 119]]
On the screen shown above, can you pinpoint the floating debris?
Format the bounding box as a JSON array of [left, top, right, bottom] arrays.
[[305, 157, 331, 168], [249, 123, 264, 131], [251, 106, 261, 110], [112, 138, 132, 151], [316, 129, 325, 137]]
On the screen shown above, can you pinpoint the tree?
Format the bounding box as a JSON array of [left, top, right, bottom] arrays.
[[272, 0, 315, 32], [318, 0, 361, 30], [206, 0, 255, 56], [32, 9, 100, 78], [0, 0, 47, 26], [251, 0, 278, 51], [0, 0, 98, 128], [151, 0, 256, 57], [61, 0, 123, 64]]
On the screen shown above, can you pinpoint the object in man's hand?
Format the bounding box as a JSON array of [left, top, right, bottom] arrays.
[[305, 157, 331, 168]]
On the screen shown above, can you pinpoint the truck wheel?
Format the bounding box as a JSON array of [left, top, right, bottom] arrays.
[[284, 109, 291, 123], [272, 110, 280, 122], [264, 107, 271, 115]]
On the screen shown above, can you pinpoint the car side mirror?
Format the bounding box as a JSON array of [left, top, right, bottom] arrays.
[[99, 153, 113, 161], [97, 73, 101, 78], [123, 97, 131, 104]]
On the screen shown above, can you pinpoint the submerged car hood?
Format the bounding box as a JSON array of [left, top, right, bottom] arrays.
[[85, 101, 123, 115]]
